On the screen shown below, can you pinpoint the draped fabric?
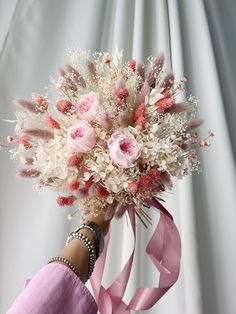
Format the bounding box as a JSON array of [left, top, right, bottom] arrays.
[[0, 1, 235, 313]]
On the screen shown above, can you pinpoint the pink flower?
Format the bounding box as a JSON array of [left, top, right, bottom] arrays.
[[76, 92, 101, 123], [67, 120, 96, 153], [108, 131, 141, 168], [128, 59, 136, 71]]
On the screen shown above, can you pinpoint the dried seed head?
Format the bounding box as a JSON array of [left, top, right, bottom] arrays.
[[7, 136, 14, 143], [56, 100, 74, 115], [23, 129, 54, 140], [19, 157, 34, 165], [15, 99, 46, 114], [67, 181, 80, 191], [17, 168, 40, 178], [46, 116, 61, 129], [35, 96, 48, 111], [68, 154, 82, 167], [57, 195, 75, 206]]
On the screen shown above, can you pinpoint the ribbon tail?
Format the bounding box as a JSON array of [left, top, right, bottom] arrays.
[[127, 199, 181, 310], [90, 197, 181, 313]]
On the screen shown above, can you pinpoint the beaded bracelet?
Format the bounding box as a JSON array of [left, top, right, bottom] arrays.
[[66, 231, 96, 279], [74, 221, 104, 258], [47, 256, 79, 277]]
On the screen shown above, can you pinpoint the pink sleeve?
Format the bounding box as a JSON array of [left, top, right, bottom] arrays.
[[7, 263, 98, 314]]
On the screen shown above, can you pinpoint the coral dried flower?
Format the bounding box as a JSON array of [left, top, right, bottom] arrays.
[[134, 103, 146, 129], [116, 88, 129, 100], [148, 168, 161, 179], [128, 182, 138, 193], [68, 154, 82, 167], [57, 195, 75, 206], [84, 176, 94, 189], [16, 139, 32, 149], [67, 181, 80, 190], [139, 175, 151, 188], [155, 97, 175, 111], [46, 116, 61, 129], [35, 96, 48, 111], [96, 186, 109, 199], [56, 100, 74, 115]]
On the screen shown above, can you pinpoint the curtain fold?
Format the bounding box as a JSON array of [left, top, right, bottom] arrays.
[[203, 0, 236, 163], [0, 1, 235, 313]]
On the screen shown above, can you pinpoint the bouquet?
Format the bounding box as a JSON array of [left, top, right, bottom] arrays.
[[1, 47, 213, 312]]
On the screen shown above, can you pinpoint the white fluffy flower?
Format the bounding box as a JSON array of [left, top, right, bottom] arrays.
[[34, 132, 77, 180]]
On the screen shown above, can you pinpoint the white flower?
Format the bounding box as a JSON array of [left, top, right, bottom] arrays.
[[148, 88, 165, 105], [150, 123, 159, 134], [34, 132, 76, 181], [113, 44, 123, 68]]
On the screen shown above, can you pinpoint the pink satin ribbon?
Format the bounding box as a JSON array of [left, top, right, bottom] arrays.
[[90, 198, 181, 313]]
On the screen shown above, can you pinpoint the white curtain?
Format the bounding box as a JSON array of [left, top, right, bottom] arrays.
[[0, 1, 235, 313]]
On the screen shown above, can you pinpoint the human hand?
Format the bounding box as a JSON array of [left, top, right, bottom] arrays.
[[82, 200, 119, 236]]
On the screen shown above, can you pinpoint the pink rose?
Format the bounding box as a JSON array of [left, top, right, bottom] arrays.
[[76, 92, 112, 129], [67, 120, 96, 153], [108, 131, 141, 168], [76, 92, 101, 123]]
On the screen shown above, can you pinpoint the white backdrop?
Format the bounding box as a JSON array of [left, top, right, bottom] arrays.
[[0, 1, 236, 313]]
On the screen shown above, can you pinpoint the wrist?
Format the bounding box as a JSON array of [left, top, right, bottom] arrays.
[[77, 220, 104, 257], [82, 214, 109, 234]]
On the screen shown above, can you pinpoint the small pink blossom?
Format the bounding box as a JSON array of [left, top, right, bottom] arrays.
[[76, 92, 101, 123], [67, 120, 96, 153], [116, 88, 129, 100], [108, 131, 141, 168], [128, 182, 138, 192], [128, 59, 136, 71]]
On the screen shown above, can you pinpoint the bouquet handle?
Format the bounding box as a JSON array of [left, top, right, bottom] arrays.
[[90, 198, 181, 314]]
